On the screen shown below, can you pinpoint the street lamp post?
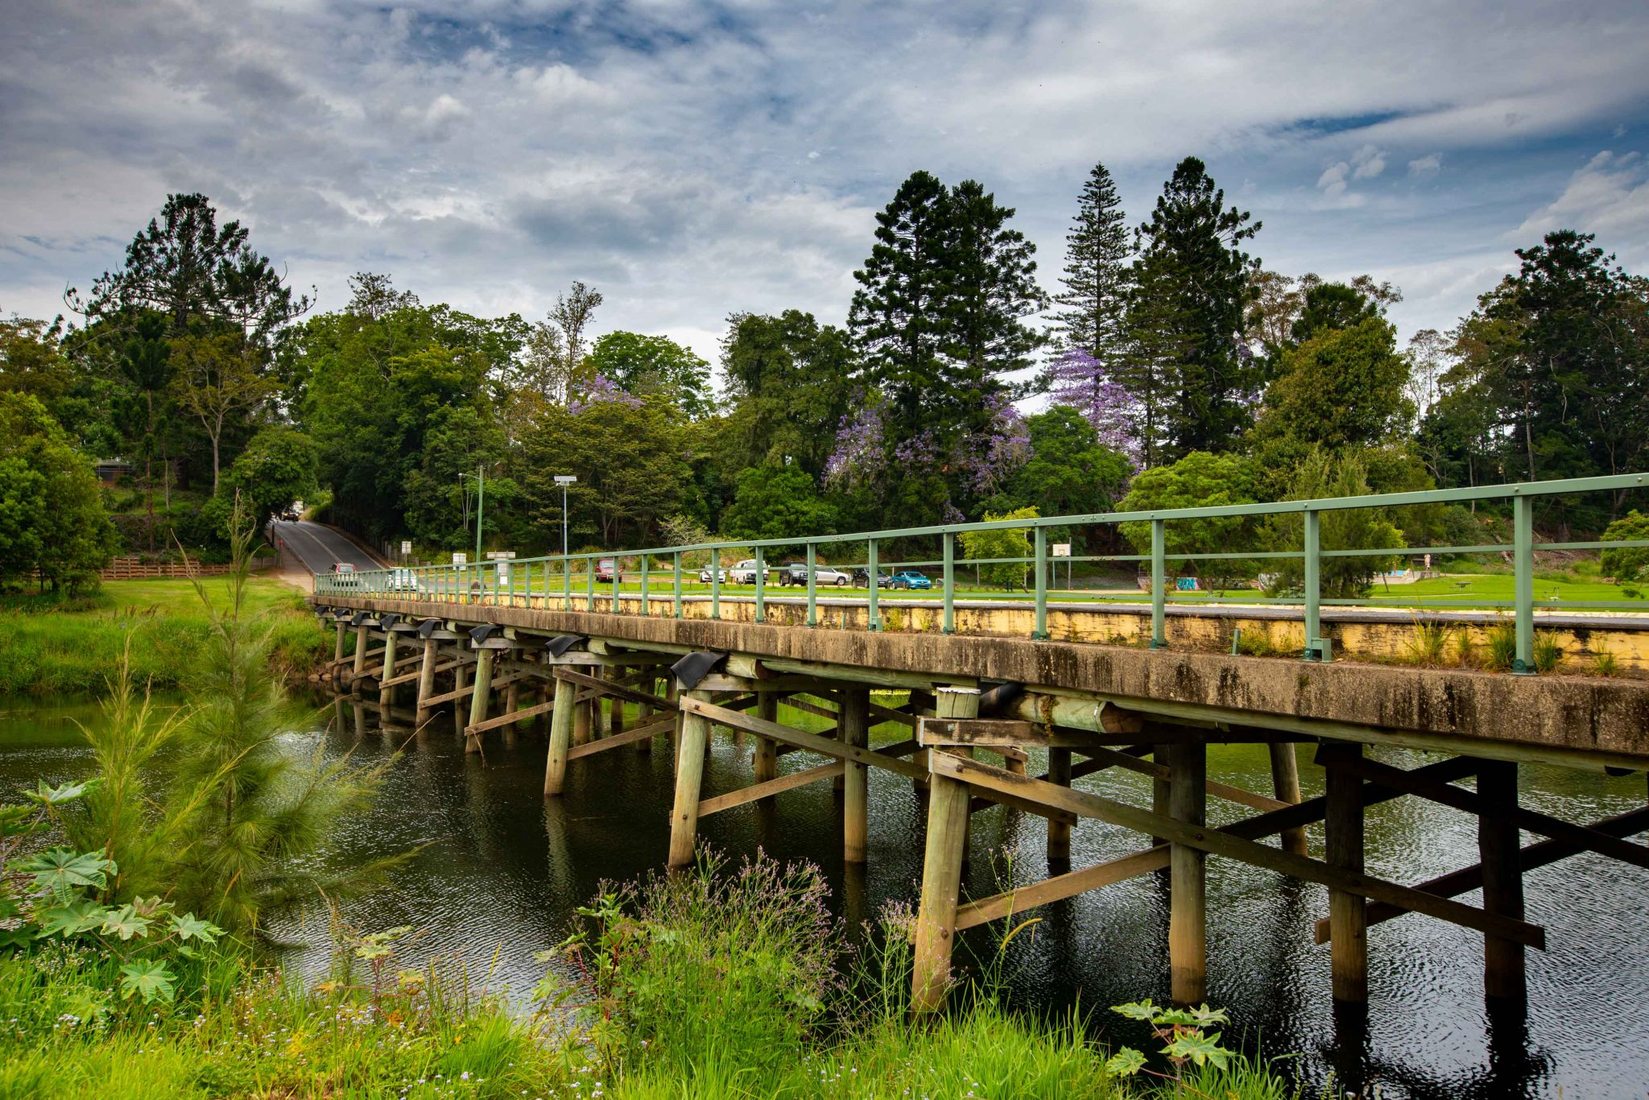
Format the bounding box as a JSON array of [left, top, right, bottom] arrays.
[[459, 465, 485, 563], [554, 475, 576, 598]]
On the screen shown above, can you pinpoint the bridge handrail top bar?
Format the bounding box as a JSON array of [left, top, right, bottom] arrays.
[[334, 471, 1649, 576]]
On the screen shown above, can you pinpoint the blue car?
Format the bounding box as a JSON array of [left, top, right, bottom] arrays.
[[888, 570, 933, 590]]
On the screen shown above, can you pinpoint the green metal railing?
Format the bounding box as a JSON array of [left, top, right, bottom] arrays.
[[315, 472, 1649, 674]]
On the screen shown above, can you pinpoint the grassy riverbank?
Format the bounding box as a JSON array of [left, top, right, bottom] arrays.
[[0, 854, 1296, 1100], [0, 578, 329, 696]]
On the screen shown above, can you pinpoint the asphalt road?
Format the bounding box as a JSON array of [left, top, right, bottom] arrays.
[[271, 520, 381, 575]]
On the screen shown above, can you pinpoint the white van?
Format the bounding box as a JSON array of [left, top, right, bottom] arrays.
[[728, 559, 763, 584]]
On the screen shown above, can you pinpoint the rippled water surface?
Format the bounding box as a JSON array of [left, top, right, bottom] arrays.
[[4, 694, 1647, 1098]]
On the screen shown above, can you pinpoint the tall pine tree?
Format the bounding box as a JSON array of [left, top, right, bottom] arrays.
[[1054, 161, 1131, 360], [1124, 157, 1260, 464], [846, 170, 1045, 519]]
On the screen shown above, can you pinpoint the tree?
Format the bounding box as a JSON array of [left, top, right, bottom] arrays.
[[1116, 451, 1261, 589], [519, 397, 691, 548], [847, 171, 1045, 520], [0, 393, 116, 593], [516, 281, 604, 408], [1290, 281, 1385, 345], [1124, 157, 1261, 464], [960, 506, 1038, 589], [1054, 161, 1131, 363], [1046, 349, 1139, 462], [998, 407, 1132, 525], [73, 193, 310, 340], [224, 427, 318, 528], [1252, 317, 1412, 450], [169, 331, 275, 493], [719, 310, 856, 483], [719, 465, 838, 543], [1262, 449, 1406, 599], [587, 332, 714, 418], [1601, 511, 1649, 582]]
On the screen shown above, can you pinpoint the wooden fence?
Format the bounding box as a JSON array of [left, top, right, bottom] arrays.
[[98, 556, 279, 581]]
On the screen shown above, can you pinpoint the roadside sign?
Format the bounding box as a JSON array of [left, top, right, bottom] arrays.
[[452, 552, 467, 565], [486, 550, 516, 560], [496, 561, 511, 583], [1052, 543, 1072, 557], [400, 540, 412, 557]]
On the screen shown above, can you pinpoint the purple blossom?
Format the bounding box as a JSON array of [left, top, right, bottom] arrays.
[[956, 393, 1030, 494], [569, 374, 643, 414], [824, 401, 886, 487], [1047, 349, 1141, 463]]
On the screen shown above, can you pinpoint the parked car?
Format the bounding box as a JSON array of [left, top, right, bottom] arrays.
[[851, 568, 892, 588], [594, 557, 624, 583], [386, 567, 424, 594], [728, 559, 763, 584], [698, 567, 727, 583], [777, 563, 852, 586], [329, 562, 359, 588], [888, 570, 933, 590]]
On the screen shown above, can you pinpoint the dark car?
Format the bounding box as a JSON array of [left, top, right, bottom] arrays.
[[778, 563, 852, 586], [888, 570, 933, 590], [851, 568, 893, 588]]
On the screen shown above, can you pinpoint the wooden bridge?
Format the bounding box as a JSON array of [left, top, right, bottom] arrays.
[[311, 587, 1649, 1020]]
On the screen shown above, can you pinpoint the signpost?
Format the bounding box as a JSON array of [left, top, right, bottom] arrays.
[[1052, 542, 1072, 590], [452, 552, 467, 565], [488, 550, 515, 586], [400, 539, 412, 560]]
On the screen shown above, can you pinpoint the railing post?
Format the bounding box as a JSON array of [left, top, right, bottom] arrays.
[[754, 546, 766, 623], [611, 556, 621, 614], [1514, 493, 1534, 673], [639, 554, 650, 617], [710, 550, 722, 619], [1304, 507, 1327, 661], [805, 542, 818, 627], [585, 556, 595, 612], [562, 553, 571, 611], [1150, 518, 1166, 649], [673, 552, 683, 619], [1032, 526, 1049, 640], [867, 539, 880, 631], [941, 531, 955, 635]]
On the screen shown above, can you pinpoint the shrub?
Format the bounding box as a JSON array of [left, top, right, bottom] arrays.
[[1405, 619, 1448, 666], [551, 850, 841, 1083], [1486, 620, 1517, 671], [1533, 630, 1565, 674], [1601, 510, 1649, 582]]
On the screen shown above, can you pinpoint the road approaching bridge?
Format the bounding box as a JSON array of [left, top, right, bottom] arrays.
[[310, 471, 1649, 1035], [272, 520, 383, 576]]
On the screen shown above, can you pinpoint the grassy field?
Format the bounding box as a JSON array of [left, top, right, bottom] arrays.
[[0, 576, 329, 697]]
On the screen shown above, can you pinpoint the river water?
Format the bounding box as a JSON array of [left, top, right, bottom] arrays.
[[3, 694, 1647, 1099]]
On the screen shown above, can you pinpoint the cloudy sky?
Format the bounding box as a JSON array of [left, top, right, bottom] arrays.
[[4, 0, 1649, 366]]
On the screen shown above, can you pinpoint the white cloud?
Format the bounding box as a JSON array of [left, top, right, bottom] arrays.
[[1516, 149, 1649, 263], [1408, 152, 1443, 176]]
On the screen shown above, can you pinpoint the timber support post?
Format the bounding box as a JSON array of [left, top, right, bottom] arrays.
[[754, 692, 778, 784], [351, 623, 371, 692], [466, 646, 496, 754], [378, 630, 398, 710], [667, 689, 713, 868], [911, 685, 979, 1012], [1268, 742, 1309, 856], [1047, 747, 1073, 867], [543, 676, 577, 796], [415, 638, 438, 727], [1479, 759, 1527, 1004], [451, 661, 469, 732], [841, 688, 870, 863], [1323, 741, 1369, 1005], [1169, 740, 1208, 1006]]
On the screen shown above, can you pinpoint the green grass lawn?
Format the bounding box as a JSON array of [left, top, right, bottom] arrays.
[[0, 576, 328, 697]]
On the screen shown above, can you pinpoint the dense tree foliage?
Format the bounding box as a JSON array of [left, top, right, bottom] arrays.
[[8, 171, 1646, 589]]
